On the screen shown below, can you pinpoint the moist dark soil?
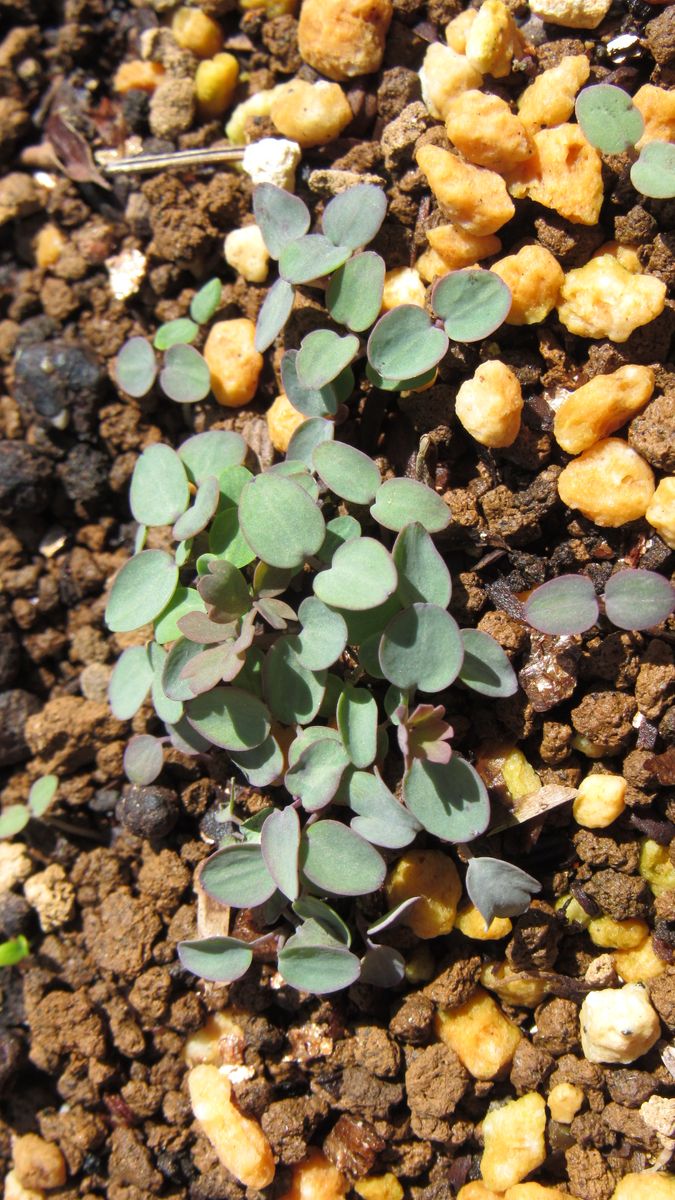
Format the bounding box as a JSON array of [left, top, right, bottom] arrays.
[[0, 0, 674, 1198]]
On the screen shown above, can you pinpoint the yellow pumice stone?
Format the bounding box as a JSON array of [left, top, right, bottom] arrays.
[[195, 53, 239, 119], [381, 267, 426, 311], [113, 59, 165, 94], [507, 124, 603, 227], [203, 319, 263, 408], [611, 1173, 675, 1200], [455, 360, 523, 449], [266, 393, 307, 454], [547, 1082, 585, 1125], [418, 42, 483, 120], [172, 7, 224, 58], [614, 936, 666, 983], [480, 1093, 547, 1192], [557, 254, 666, 341], [35, 223, 67, 269], [417, 145, 515, 236], [554, 365, 655, 455], [224, 224, 269, 283], [435, 986, 522, 1078], [297, 0, 393, 82], [480, 961, 548, 1007], [506, 1185, 571, 1199], [634, 83, 675, 148], [573, 773, 627, 828], [270, 79, 353, 148], [646, 477, 675, 550], [490, 244, 564, 325], [445, 10, 477, 54], [457, 1185, 502, 1200], [587, 916, 649, 950], [639, 838, 675, 896], [455, 904, 512, 940], [555, 893, 591, 928], [385, 849, 461, 938], [444, 90, 533, 173], [558, 438, 655, 527], [464, 0, 522, 78], [188, 1064, 275, 1188], [517, 55, 590, 133], [277, 1147, 348, 1200], [354, 1175, 404, 1200], [426, 223, 502, 271]]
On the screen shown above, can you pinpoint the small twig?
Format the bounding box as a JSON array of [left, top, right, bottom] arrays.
[[101, 144, 246, 176]]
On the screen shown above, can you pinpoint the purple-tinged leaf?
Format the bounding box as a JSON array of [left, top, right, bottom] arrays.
[[524, 574, 599, 636], [123, 734, 163, 785], [254, 597, 297, 630], [178, 610, 238, 643], [367, 897, 421, 938], [604, 569, 675, 631]]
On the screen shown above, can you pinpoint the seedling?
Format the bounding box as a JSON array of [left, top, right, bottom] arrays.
[[106, 426, 530, 993], [523, 569, 675, 637], [575, 82, 675, 200], [0, 775, 58, 840], [114, 278, 222, 403], [0, 936, 30, 967]]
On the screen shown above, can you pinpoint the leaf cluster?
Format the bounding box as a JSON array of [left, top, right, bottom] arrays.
[[106, 428, 525, 993], [522, 570, 675, 637], [115, 279, 222, 404], [575, 83, 675, 199], [0, 775, 59, 840]]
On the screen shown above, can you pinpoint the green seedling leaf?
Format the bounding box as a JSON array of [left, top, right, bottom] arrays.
[[380, 604, 464, 693], [327, 251, 385, 332], [152, 642, 185, 721], [322, 184, 388, 250], [301, 820, 386, 896], [253, 183, 310, 258], [367, 896, 421, 938], [360, 945, 405, 988], [28, 775, 58, 818], [366, 363, 437, 392], [281, 350, 339, 418], [175, 539, 192, 568], [234, 645, 264, 700], [286, 738, 351, 811], [358, 631, 385, 678], [286, 416, 334, 466], [254, 596, 296, 630], [432, 269, 511, 342], [403, 757, 490, 842], [337, 685, 378, 769], [524, 574, 599, 636], [338, 593, 401, 645], [167, 716, 211, 755], [178, 936, 252, 983], [630, 140, 675, 199], [0, 935, 30, 967], [263, 636, 326, 725], [255, 277, 295, 352], [293, 897, 351, 946], [230, 733, 284, 787], [172, 475, 220, 541], [163, 638, 206, 702], [154, 318, 199, 350], [393, 523, 451, 608], [187, 686, 270, 751], [265, 460, 320, 501], [155, 586, 206, 644], [575, 83, 644, 154], [130, 444, 190, 528], [239, 474, 325, 569], [312, 441, 381, 504], [260, 806, 301, 900], [0, 806, 30, 839], [371, 478, 450, 533], [278, 940, 361, 994], [466, 857, 541, 927], [115, 336, 157, 398], [218, 465, 254, 507], [179, 430, 246, 482], [604, 568, 675, 631], [318, 515, 362, 564], [314, 537, 397, 611], [209, 507, 256, 569], [109, 645, 153, 719], [367, 306, 448, 381], [296, 330, 359, 390], [106, 550, 178, 633], [124, 734, 164, 785], [459, 629, 518, 698], [279, 234, 351, 284], [287, 726, 343, 769], [201, 843, 276, 907], [252, 562, 297, 599], [347, 770, 421, 849], [198, 560, 251, 621], [160, 343, 211, 403], [294, 597, 348, 670], [190, 278, 222, 325]]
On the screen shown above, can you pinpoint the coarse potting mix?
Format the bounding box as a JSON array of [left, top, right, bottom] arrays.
[[1, 0, 675, 1198]]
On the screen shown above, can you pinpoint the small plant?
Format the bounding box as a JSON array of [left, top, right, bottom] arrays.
[[106, 427, 532, 993], [575, 82, 675, 200], [0, 936, 30, 968], [522, 569, 675, 637], [0, 775, 58, 840], [115, 278, 222, 403]]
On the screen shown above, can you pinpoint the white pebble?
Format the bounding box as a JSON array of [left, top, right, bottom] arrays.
[[580, 983, 661, 1064], [242, 137, 301, 191]]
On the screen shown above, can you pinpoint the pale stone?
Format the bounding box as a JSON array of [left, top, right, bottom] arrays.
[[298, 0, 392, 81], [418, 42, 483, 121], [270, 80, 353, 148], [558, 438, 655, 527], [465, 0, 523, 78], [553, 365, 655, 454], [646, 476, 675, 549], [445, 90, 533, 173], [241, 137, 301, 191], [417, 145, 514, 236], [188, 1064, 275, 1188], [480, 1093, 547, 1192], [455, 359, 522, 448], [203, 318, 263, 407], [491, 244, 564, 325], [557, 255, 666, 342], [518, 55, 590, 133], [580, 983, 661, 1063], [528, 0, 611, 29], [507, 124, 603, 226], [224, 224, 269, 283]]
